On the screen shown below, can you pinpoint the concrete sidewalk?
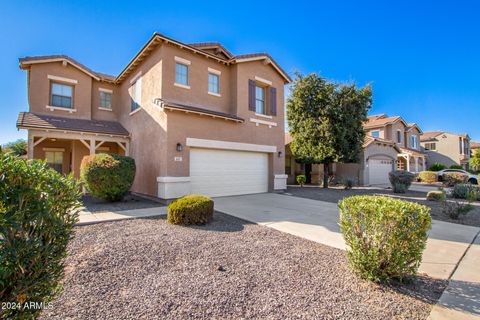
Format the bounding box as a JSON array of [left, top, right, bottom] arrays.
[[77, 206, 167, 225], [214, 193, 480, 319]]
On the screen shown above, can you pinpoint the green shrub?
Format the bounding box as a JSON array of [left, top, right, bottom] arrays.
[[168, 194, 214, 225], [389, 170, 415, 193], [418, 171, 438, 184], [442, 199, 473, 219], [0, 154, 81, 319], [296, 174, 307, 186], [80, 153, 136, 201], [442, 172, 467, 187], [452, 184, 480, 200], [339, 196, 431, 282], [426, 190, 446, 201], [429, 163, 446, 171], [343, 177, 354, 190], [449, 164, 464, 169]]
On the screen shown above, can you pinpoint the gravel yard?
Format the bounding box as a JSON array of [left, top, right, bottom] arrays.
[[286, 186, 480, 227], [41, 212, 445, 319], [81, 193, 163, 213]]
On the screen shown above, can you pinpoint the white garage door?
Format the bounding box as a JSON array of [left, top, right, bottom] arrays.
[[190, 148, 269, 197], [369, 159, 393, 185]]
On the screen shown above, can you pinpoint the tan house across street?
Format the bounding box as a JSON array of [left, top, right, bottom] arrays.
[[16, 32, 291, 199], [420, 131, 471, 169]]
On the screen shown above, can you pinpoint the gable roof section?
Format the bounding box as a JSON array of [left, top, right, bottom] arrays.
[[406, 123, 423, 134], [19, 32, 291, 85], [420, 131, 443, 142], [364, 136, 401, 152], [17, 112, 129, 137], [189, 42, 234, 59], [19, 55, 115, 82], [364, 115, 406, 129]]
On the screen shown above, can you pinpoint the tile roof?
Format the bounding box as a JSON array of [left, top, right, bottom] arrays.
[[364, 115, 403, 128], [420, 131, 443, 141], [16, 112, 129, 136], [471, 141, 480, 149], [188, 42, 233, 58], [154, 99, 244, 123]]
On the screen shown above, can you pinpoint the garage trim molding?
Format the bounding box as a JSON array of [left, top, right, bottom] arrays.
[[186, 138, 277, 153]]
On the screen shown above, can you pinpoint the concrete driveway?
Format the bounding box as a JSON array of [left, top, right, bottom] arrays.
[[214, 193, 479, 280]]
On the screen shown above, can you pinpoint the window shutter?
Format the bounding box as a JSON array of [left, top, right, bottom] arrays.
[[269, 87, 277, 116], [248, 79, 256, 111]]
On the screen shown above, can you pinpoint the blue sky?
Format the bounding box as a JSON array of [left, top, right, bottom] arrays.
[[1, 0, 479, 144]]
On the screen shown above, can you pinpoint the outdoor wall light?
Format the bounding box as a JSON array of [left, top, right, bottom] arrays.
[[278, 151, 282, 158], [176, 143, 183, 152]]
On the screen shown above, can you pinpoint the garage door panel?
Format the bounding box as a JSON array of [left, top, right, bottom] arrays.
[[190, 148, 268, 197], [369, 159, 393, 185]]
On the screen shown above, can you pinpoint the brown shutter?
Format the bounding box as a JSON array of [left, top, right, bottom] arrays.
[[269, 87, 277, 116], [248, 79, 256, 111]]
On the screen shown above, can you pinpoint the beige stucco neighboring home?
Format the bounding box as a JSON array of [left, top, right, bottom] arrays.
[[420, 131, 471, 169], [16, 32, 291, 199], [285, 113, 425, 186], [285, 133, 401, 186]]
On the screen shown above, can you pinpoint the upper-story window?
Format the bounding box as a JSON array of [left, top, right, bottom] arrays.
[[425, 142, 436, 150], [99, 90, 112, 110], [410, 135, 418, 149], [459, 137, 463, 154], [255, 85, 266, 114], [208, 73, 219, 94], [371, 130, 380, 138], [397, 130, 402, 143], [130, 78, 141, 112], [50, 83, 73, 109], [175, 63, 189, 86]]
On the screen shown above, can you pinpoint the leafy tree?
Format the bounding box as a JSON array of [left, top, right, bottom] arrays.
[[2, 139, 28, 157], [287, 73, 372, 188], [470, 149, 480, 170]]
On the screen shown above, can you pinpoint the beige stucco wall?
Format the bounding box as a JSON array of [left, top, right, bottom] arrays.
[[421, 133, 470, 168], [405, 127, 421, 150]]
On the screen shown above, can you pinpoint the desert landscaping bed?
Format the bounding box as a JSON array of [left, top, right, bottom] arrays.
[[41, 212, 445, 319], [81, 193, 164, 213], [286, 186, 480, 227]]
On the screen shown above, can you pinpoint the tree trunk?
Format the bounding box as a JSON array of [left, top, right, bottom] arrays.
[[323, 163, 329, 188]]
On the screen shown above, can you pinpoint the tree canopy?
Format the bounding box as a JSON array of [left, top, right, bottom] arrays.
[[1, 139, 28, 157], [286, 72, 372, 187], [470, 149, 480, 170]]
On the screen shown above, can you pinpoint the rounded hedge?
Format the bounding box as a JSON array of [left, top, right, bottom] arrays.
[[80, 153, 136, 201], [418, 171, 437, 184], [426, 190, 446, 201], [0, 154, 81, 318], [388, 170, 415, 193], [443, 172, 467, 187], [168, 194, 214, 225], [339, 195, 431, 282]]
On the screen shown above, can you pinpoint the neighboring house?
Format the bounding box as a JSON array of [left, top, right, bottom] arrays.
[[470, 141, 479, 157], [285, 133, 401, 186], [420, 131, 471, 169], [285, 113, 424, 186], [16, 32, 291, 199]]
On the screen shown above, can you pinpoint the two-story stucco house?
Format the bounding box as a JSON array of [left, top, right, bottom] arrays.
[[420, 131, 471, 169], [285, 113, 424, 186], [16, 32, 291, 199]]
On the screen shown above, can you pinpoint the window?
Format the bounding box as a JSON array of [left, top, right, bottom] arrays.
[[45, 151, 63, 173], [410, 135, 418, 149], [130, 78, 142, 112], [100, 91, 112, 109], [371, 130, 380, 138], [425, 142, 436, 150], [459, 137, 463, 154], [175, 63, 189, 86], [255, 85, 265, 114], [397, 130, 402, 143], [208, 73, 219, 94], [50, 83, 73, 108]]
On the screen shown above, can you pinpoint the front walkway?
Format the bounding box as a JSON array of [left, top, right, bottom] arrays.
[[214, 193, 480, 318]]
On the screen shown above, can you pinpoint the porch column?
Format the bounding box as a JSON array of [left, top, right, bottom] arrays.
[[89, 139, 95, 155], [125, 141, 130, 156], [423, 157, 426, 170], [415, 157, 419, 172], [27, 132, 34, 160], [406, 155, 410, 172]]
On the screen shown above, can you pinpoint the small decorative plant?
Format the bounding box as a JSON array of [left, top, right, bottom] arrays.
[[452, 184, 480, 200], [343, 177, 354, 190], [418, 171, 438, 184], [339, 195, 431, 282], [296, 174, 307, 187], [388, 170, 415, 193], [426, 190, 446, 201], [442, 198, 474, 219], [80, 153, 136, 201], [168, 194, 214, 225], [429, 163, 446, 171]]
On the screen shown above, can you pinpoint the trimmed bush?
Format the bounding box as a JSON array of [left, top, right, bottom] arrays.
[[389, 170, 415, 193], [452, 184, 480, 200], [343, 177, 354, 190], [442, 199, 473, 219], [442, 172, 467, 187], [339, 195, 431, 282], [429, 163, 446, 171], [426, 190, 446, 201], [168, 194, 214, 225], [0, 154, 81, 319], [418, 171, 438, 184], [296, 174, 307, 186], [449, 164, 464, 169], [80, 153, 136, 201]]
